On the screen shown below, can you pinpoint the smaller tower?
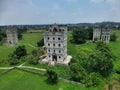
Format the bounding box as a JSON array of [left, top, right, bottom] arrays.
[[6, 26, 18, 46], [93, 26, 101, 41], [101, 28, 110, 43], [93, 26, 110, 43]]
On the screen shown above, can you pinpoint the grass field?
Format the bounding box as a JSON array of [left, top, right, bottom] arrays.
[[0, 69, 89, 90]]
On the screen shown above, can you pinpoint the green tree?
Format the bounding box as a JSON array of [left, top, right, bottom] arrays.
[[110, 33, 117, 42], [72, 29, 89, 44], [8, 54, 19, 65], [86, 28, 93, 40], [46, 69, 58, 84], [70, 63, 87, 83], [86, 72, 101, 87], [89, 42, 115, 77], [37, 39, 44, 47], [14, 45, 27, 59], [0, 36, 2, 41]]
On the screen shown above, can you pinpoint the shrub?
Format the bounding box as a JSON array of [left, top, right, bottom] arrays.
[[37, 39, 44, 47], [110, 33, 117, 42], [8, 54, 19, 65], [14, 45, 27, 59], [116, 68, 120, 74], [46, 69, 58, 84], [27, 55, 38, 65]]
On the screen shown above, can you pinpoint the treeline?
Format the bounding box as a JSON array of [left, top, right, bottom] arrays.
[[0, 30, 6, 45]]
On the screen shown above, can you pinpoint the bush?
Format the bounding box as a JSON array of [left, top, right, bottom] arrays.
[[110, 33, 117, 42], [86, 72, 101, 87], [14, 45, 27, 59], [37, 39, 44, 47], [116, 68, 120, 74], [46, 69, 58, 84], [8, 54, 19, 65], [27, 54, 38, 65]]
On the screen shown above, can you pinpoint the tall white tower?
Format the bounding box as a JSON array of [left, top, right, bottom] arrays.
[[6, 26, 18, 46], [41, 24, 72, 66]]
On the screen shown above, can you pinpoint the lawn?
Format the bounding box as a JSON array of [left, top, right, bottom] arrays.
[[0, 69, 88, 90]]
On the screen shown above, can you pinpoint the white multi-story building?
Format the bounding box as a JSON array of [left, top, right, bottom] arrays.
[[41, 24, 72, 66], [93, 26, 110, 43], [101, 28, 110, 43], [6, 26, 18, 46]]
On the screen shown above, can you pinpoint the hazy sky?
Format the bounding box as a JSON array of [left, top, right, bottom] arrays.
[[0, 0, 120, 25]]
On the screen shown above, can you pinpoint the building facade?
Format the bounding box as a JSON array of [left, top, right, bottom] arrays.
[[101, 28, 110, 43], [6, 26, 18, 46], [93, 27, 101, 41], [41, 24, 72, 65], [93, 27, 110, 43]]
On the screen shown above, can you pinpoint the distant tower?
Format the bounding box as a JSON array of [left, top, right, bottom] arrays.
[[41, 24, 72, 66], [93, 26, 110, 43], [93, 26, 101, 41], [101, 28, 110, 43], [6, 26, 18, 46]]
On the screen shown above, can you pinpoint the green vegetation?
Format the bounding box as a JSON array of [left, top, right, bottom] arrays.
[[0, 29, 120, 89], [0, 69, 87, 90], [0, 30, 6, 45], [110, 33, 117, 42], [37, 38, 44, 47], [46, 69, 58, 84], [71, 27, 93, 44]]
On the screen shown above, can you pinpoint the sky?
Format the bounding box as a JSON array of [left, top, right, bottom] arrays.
[[0, 0, 120, 25]]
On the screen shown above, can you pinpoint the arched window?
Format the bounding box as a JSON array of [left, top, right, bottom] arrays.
[[48, 37, 49, 40], [53, 43, 55, 46], [59, 50, 61, 53], [53, 28, 57, 32], [48, 49, 50, 52], [58, 44, 61, 47], [54, 50, 55, 53]]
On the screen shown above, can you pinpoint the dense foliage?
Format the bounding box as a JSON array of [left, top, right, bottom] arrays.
[[46, 69, 58, 84], [110, 33, 117, 42], [8, 54, 19, 65], [71, 27, 93, 44], [0, 30, 6, 45], [70, 41, 115, 86], [14, 45, 27, 59], [37, 39, 44, 47], [72, 29, 88, 44]]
